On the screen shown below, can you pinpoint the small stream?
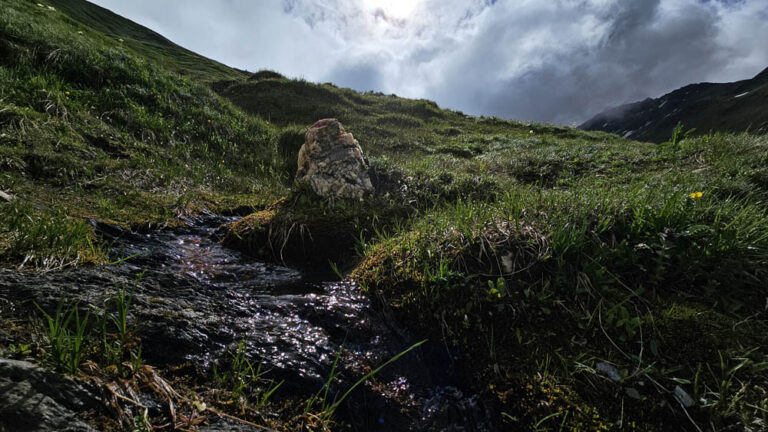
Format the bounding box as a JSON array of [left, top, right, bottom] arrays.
[[0, 214, 494, 431]]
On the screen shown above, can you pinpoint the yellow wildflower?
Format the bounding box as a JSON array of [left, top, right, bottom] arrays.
[[65, 91, 70, 95], [689, 191, 703, 199]]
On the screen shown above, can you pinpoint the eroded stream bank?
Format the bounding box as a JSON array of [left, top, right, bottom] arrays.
[[0, 213, 493, 431]]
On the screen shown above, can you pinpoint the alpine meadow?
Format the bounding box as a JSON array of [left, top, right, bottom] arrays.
[[1, 1, 767, 431]]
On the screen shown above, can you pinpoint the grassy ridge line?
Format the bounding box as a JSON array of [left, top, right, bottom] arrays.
[[219, 73, 627, 194], [0, 0, 282, 268], [218, 75, 619, 157], [50, 0, 245, 81]]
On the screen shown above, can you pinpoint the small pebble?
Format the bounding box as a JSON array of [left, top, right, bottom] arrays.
[[625, 387, 642, 400], [596, 362, 621, 382], [674, 385, 695, 407]]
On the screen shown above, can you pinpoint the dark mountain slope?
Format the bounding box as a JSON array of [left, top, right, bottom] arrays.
[[580, 67, 768, 142]]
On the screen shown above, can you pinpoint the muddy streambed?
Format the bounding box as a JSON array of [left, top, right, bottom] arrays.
[[0, 214, 493, 431]]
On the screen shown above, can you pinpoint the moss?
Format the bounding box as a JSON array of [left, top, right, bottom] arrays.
[[224, 195, 411, 269], [498, 375, 612, 431], [223, 198, 284, 259], [350, 232, 426, 302]]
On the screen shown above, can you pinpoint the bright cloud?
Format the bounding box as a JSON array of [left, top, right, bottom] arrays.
[[91, 0, 768, 124]]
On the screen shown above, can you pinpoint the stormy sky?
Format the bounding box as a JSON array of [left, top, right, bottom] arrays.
[[90, 0, 768, 125]]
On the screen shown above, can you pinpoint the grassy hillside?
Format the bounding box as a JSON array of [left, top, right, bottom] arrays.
[[581, 67, 768, 143], [217, 75, 618, 180], [0, 0, 281, 268], [49, 0, 246, 81], [1, 1, 768, 431], [226, 76, 768, 431]]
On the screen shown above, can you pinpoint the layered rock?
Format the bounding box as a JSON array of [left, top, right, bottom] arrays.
[[296, 119, 373, 199], [0, 359, 102, 432]]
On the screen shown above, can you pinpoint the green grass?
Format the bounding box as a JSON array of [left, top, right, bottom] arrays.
[[48, 0, 245, 82], [213, 339, 284, 412], [98, 281, 145, 378], [347, 132, 768, 430], [303, 340, 426, 428], [35, 301, 90, 375], [2, 1, 768, 430], [223, 70, 768, 428], [1, 200, 104, 268], [0, 0, 284, 267], [217, 75, 619, 163], [34, 280, 145, 378]]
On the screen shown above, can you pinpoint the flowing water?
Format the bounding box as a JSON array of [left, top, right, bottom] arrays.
[[0, 214, 494, 431]]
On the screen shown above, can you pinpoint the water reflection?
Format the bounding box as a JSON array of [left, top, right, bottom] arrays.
[[98, 215, 493, 430]]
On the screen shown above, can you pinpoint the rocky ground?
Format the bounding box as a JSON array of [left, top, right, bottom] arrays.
[[0, 214, 493, 431]]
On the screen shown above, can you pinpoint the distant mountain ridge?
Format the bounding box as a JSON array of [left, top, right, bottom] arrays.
[[580, 67, 768, 143]]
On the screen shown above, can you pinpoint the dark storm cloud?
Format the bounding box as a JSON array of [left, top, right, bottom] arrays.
[[422, 0, 768, 124], [451, 0, 728, 123], [91, 0, 768, 124]]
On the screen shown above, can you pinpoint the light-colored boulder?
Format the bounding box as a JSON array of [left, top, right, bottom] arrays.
[[296, 119, 374, 199]]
